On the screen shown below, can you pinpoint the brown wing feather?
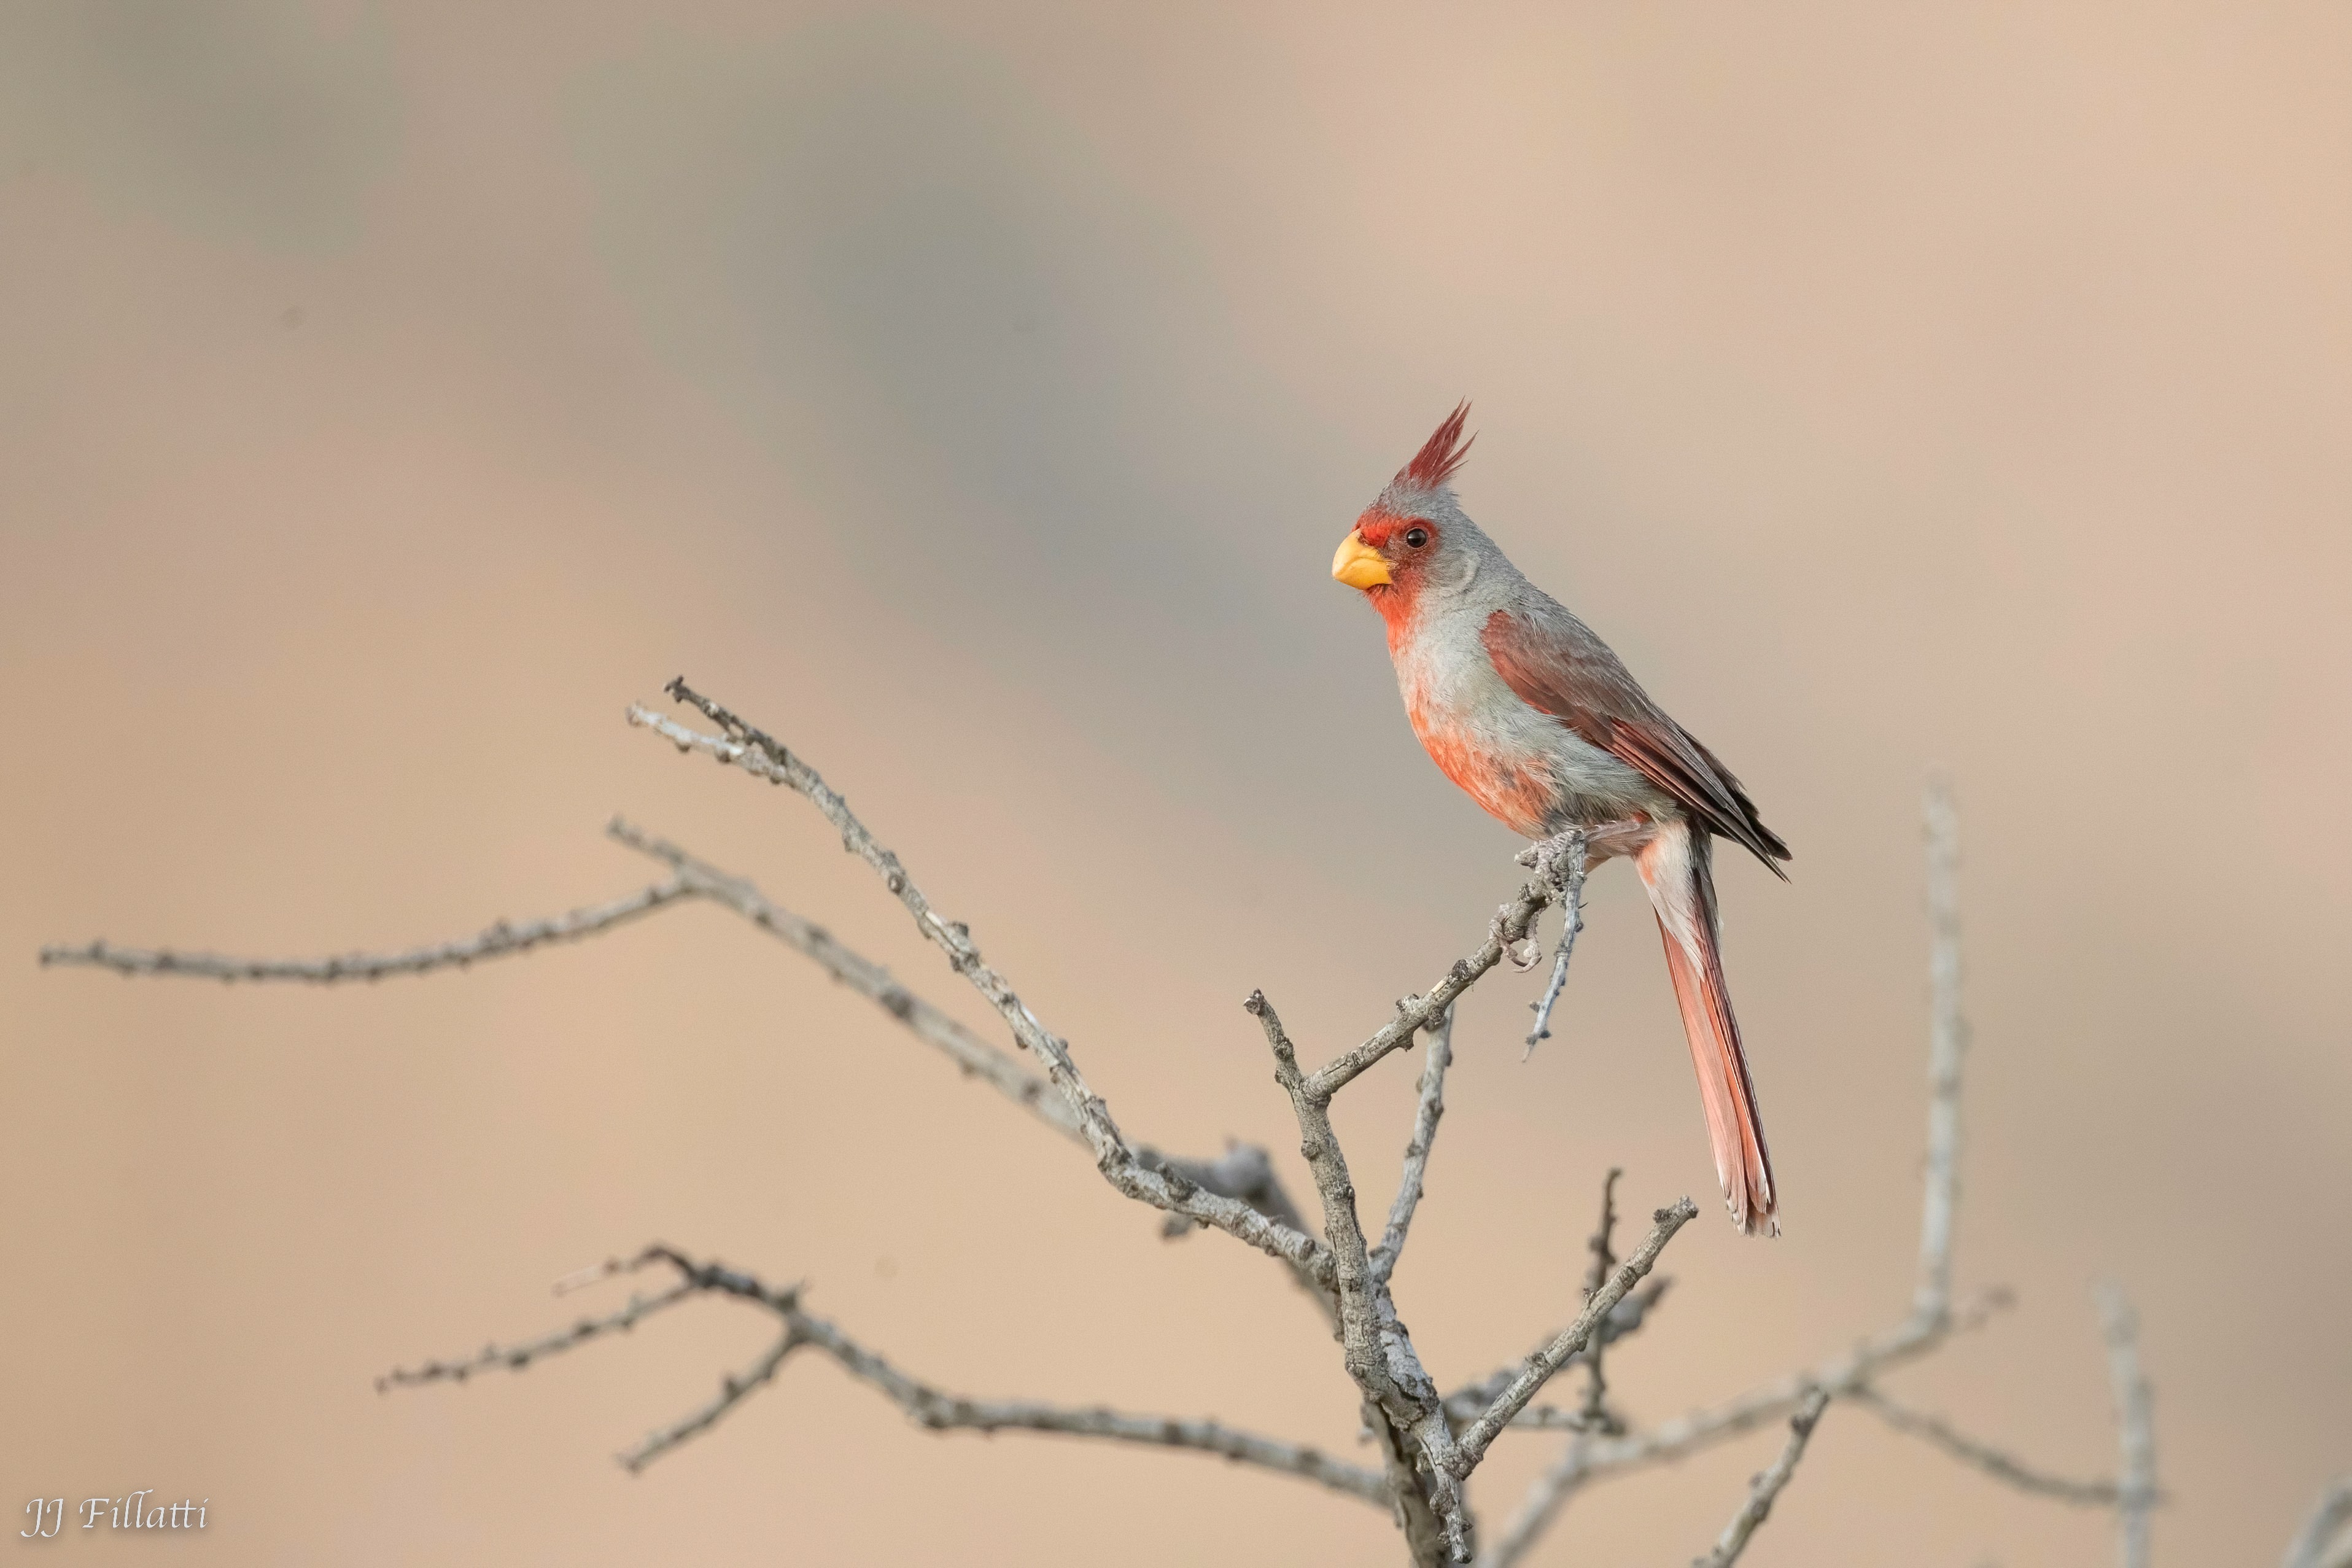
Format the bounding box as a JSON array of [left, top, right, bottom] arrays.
[[1483, 606, 1791, 875]]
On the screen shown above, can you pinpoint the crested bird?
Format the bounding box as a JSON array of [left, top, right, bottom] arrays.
[[1332, 404, 1790, 1235]]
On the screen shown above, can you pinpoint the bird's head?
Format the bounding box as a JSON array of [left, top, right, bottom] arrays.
[[1332, 402, 1484, 634]]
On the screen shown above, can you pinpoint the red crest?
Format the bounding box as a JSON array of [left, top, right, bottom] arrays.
[[1395, 401, 1475, 491]]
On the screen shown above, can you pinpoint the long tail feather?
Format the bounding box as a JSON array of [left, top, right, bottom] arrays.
[[1636, 820, 1778, 1236]]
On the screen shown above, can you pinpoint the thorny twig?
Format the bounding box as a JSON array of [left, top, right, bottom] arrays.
[[1302, 887, 1554, 1101], [1692, 1387, 1832, 1568], [382, 1245, 1391, 1499], [39, 880, 696, 983], [374, 1275, 696, 1393], [1445, 1198, 1698, 1476], [1579, 1168, 1623, 1433], [1438, 1277, 1673, 1429], [1368, 1004, 1453, 1288], [629, 682, 1337, 1288], [605, 818, 1086, 1143]]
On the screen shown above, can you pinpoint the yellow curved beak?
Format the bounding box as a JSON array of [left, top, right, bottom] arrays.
[[1331, 531, 1392, 589]]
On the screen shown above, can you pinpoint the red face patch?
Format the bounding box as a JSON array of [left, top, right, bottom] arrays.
[[1356, 511, 1439, 554]]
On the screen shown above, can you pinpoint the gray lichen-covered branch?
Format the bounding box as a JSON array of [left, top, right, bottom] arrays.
[[381, 1244, 1390, 1500], [1693, 1388, 1832, 1568], [39, 878, 696, 983], [1845, 1384, 2135, 1507], [630, 681, 1338, 1287], [1368, 1004, 1453, 1289]]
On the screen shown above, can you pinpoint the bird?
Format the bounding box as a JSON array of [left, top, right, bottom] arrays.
[[1331, 403, 1791, 1236]]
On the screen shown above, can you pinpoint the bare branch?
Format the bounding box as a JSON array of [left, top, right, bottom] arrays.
[[1519, 829, 1589, 1053], [606, 819, 1085, 1143], [2097, 1283, 2159, 1568], [1137, 1141, 1313, 1240], [1693, 1387, 1831, 1568], [37, 812, 1095, 1153], [622, 1330, 795, 1472], [2284, 1478, 2352, 1568], [1440, 1278, 1674, 1428], [1251, 988, 1472, 1561], [376, 1275, 696, 1392], [788, 1298, 1388, 1504], [1446, 1197, 1699, 1476], [1916, 776, 1968, 1323], [1508, 1407, 1609, 1431], [1845, 1384, 2132, 1506], [388, 1243, 1390, 1504], [1305, 879, 1553, 1101], [1368, 1004, 1454, 1288], [631, 682, 1335, 1289], [1570, 1289, 2008, 1481], [1579, 1168, 1623, 1432], [1310, 817, 1652, 1100], [40, 879, 694, 984]]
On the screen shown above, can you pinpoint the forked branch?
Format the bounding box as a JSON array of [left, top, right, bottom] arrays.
[[630, 681, 1338, 1288], [382, 1244, 1391, 1501]]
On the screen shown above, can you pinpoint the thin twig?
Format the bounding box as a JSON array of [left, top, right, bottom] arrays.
[[1439, 1278, 1673, 1431], [1305, 880, 1554, 1101], [388, 1243, 1391, 1504], [1252, 988, 1472, 1562], [1845, 1384, 2132, 1506], [40, 880, 694, 983], [622, 1331, 796, 1471], [2097, 1283, 2159, 1568], [1446, 1197, 1699, 1476], [1137, 1141, 1314, 1240], [1368, 1004, 1453, 1287], [1569, 1288, 2009, 1481], [1916, 777, 1967, 1323], [1502, 1407, 1609, 1431], [607, 819, 1086, 1143], [1579, 1168, 1622, 1433], [631, 683, 1335, 1289], [376, 1276, 696, 1392], [790, 1300, 1388, 1502], [1692, 1387, 1831, 1568], [1519, 829, 1589, 1053]]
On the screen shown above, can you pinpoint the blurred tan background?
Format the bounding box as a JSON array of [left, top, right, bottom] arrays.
[[4, 2, 2349, 1562]]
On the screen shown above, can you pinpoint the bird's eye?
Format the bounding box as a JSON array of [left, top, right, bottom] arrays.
[[1403, 527, 1430, 549]]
